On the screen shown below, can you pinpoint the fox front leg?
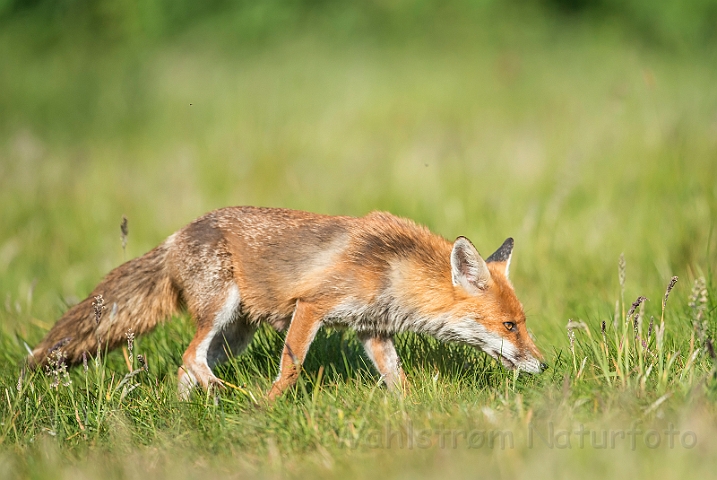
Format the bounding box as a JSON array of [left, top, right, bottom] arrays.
[[268, 300, 324, 401]]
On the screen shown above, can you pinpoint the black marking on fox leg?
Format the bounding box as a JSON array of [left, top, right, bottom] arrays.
[[486, 238, 514, 263]]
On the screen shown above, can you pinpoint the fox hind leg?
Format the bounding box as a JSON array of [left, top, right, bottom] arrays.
[[178, 283, 244, 400], [358, 333, 408, 393], [206, 318, 256, 367]]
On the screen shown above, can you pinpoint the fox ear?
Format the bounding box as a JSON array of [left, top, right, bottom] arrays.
[[486, 237, 514, 278], [451, 236, 491, 294]]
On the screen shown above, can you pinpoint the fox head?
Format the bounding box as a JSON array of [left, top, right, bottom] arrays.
[[447, 236, 545, 373]]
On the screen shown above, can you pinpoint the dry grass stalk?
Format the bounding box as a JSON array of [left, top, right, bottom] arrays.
[[120, 215, 128, 260], [663, 276, 678, 311], [125, 329, 135, 372], [45, 348, 71, 388], [16, 368, 24, 393], [689, 277, 708, 345], [92, 294, 106, 326], [92, 294, 106, 359], [137, 354, 148, 372], [627, 296, 647, 319], [126, 329, 134, 356], [618, 253, 626, 319]]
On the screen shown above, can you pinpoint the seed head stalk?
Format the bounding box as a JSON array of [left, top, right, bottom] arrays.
[[618, 253, 626, 320], [657, 277, 678, 391], [661, 276, 678, 332], [120, 215, 128, 262], [91, 294, 107, 438]]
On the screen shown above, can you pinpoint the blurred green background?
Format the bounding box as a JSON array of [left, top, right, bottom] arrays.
[[1, 0, 715, 339]]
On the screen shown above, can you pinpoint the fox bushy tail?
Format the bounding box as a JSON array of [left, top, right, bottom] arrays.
[[29, 242, 180, 368]]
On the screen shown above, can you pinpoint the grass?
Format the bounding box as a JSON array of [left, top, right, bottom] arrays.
[[1, 5, 717, 479]]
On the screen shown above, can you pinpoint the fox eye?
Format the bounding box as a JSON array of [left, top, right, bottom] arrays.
[[503, 322, 515, 332]]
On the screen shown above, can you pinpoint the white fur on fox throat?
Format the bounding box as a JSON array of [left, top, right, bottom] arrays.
[[323, 295, 541, 374]]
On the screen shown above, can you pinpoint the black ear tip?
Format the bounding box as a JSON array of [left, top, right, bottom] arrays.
[[486, 237, 514, 263]]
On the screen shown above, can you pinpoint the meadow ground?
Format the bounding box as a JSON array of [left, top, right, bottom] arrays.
[[1, 4, 716, 479]]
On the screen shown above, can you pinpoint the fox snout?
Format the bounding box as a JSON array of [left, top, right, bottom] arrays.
[[499, 347, 547, 374], [474, 331, 545, 374], [518, 342, 547, 374], [489, 351, 547, 374], [488, 348, 546, 374], [517, 356, 548, 374]]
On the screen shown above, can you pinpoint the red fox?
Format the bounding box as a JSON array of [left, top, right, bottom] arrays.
[[29, 207, 545, 399]]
